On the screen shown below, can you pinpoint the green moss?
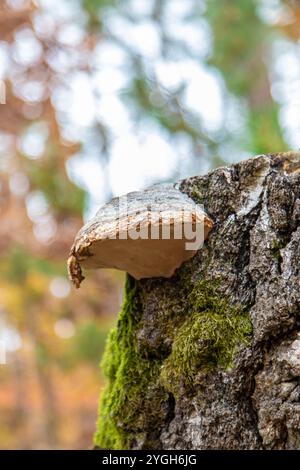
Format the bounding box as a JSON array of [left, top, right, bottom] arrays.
[[160, 281, 252, 394], [190, 187, 205, 205], [94, 275, 168, 450], [270, 239, 284, 262], [95, 275, 252, 449], [270, 239, 285, 275]]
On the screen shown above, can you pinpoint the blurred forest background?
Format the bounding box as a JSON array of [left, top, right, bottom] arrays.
[[0, 0, 300, 449]]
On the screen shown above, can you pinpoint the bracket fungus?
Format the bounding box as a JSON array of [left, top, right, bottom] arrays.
[[68, 184, 213, 288]]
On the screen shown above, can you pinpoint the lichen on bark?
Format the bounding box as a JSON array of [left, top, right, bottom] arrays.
[[94, 152, 300, 450]]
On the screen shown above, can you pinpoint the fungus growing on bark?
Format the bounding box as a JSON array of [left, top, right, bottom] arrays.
[[68, 184, 213, 287]]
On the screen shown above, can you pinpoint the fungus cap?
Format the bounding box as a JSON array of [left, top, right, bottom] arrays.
[[68, 184, 213, 287]]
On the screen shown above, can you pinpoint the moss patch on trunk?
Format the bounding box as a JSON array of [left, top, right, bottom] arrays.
[[94, 274, 252, 450], [94, 275, 168, 450], [160, 282, 252, 394]]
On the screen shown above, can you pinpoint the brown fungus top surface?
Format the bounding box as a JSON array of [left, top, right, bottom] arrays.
[[68, 184, 213, 287]]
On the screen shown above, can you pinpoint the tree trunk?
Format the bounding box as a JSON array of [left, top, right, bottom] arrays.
[[94, 152, 300, 450]]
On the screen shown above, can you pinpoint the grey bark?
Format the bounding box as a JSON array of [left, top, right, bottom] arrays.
[[133, 152, 300, 450]]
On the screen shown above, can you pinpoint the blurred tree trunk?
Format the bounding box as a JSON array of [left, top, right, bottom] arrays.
[[95, 152, 300, 450]]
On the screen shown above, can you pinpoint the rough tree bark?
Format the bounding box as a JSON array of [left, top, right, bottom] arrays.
[[93, 152, 300, 450]]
